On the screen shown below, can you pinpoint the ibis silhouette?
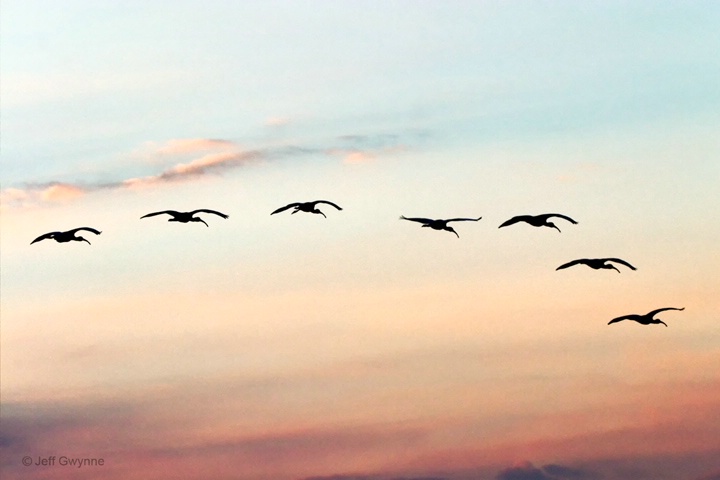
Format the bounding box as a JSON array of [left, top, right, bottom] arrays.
[[31, 227, 102, 245], [271, 200, 342, 218], [400, 216, 482, 238], [557, 257, 636, 273], [499, 213, 577, 232], [140, 209, 228, 227], [608, 307, 684, 327]]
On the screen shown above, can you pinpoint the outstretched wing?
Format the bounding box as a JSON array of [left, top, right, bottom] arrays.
[[606, 258, 636, 270], [31, 231, 59, 244], [608, 312, 644, 325], [400, 216, 432, 225], [646, 307, 684, 317], [271, 203, 300, 215], [446, 217, 482, 223], [608, 315, 634, 325], [314, 200, 342, 211], [191, 209, 229, 219], [556, 259, 586, 270], [68, 227, 102, 235], [141, 210, 179, 219], [544, 213, 578, 224], [498, 215, 530, 228]]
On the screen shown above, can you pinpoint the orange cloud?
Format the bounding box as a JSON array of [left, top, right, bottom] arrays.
[[40, 183, 86, 202]]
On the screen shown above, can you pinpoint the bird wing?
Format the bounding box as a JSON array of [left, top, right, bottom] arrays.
[[608, 314, 636, 325], [445, 217, 482, 223], [646, 307, 684, 317], [400, 216, 432, 225], [271, 203, 300, 215], [30, 231, 59, 244], [498, 215, 530, 228], [606, 258, 637, 270], [544, 213, 578, 224], [314, 200, 342, 211], [68, 227, 102, 235], [556, 259, 585, 270], [141, 210, 179, 219], [191, 209, 229, 219]]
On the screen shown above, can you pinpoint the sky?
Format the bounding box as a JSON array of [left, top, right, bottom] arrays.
[[1, 1, 719, 479]]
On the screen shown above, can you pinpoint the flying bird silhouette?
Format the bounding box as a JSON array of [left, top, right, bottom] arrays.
[[556, 257, 636, 273], [608, 307, 684, 327], [140, 209, 228, 227], [400, 216, 482, 238], [498, 213, 577, 232], [31, 227, 102, 245], [271, 200, 342, 218]]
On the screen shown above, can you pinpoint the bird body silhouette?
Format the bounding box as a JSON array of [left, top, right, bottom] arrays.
[[31, 227, 102, 245], [608, 307, 684, 327], [557, 257, 636, 273], [499, 213, 577, 232], [271, 200, 342, 218], [400, 215, 482, 238], [140, 209, 228, 227]]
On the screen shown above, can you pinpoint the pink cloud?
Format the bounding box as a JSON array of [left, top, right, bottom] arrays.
[[40, 183, 86, 202], [123, 150, 261, 189], [4, 148, 262, 206], [326, 145, 407, 165], [326, 148, 375, 164], [2, 132, 412, 210], [0, 188, 29, 204], [0, 184, 87, 210], [153, 138, 237, 156]]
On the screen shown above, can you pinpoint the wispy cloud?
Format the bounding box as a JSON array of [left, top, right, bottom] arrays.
[[152, 138, 238, 156], [40, 183, 87, 202], [325, 146, 408, 165], [1, 140, 261, 209], [1, 182, 90, 208], [325, 148, 375, 164], [2, 131, 413, 210], [122, 150, 261, 188]]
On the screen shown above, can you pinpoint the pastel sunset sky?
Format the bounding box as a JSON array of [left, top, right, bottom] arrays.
[[1, 2, 719, 480]]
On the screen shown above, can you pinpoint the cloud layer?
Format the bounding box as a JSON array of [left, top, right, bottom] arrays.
[[1, 134, 409, 210]]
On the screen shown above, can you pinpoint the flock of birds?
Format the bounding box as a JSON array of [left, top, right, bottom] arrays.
[[31, 201, 684, 327]]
